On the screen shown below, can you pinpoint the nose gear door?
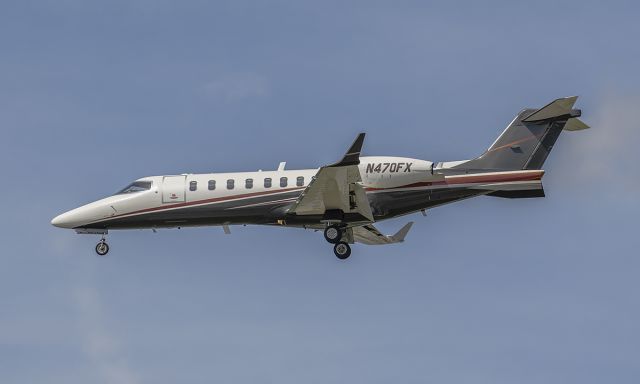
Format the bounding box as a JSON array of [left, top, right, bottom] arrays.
[[162, 175, 186, 203]]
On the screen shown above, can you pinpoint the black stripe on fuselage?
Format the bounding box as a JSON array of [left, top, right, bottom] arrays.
[[77, 185, 486, 230], [85, 190, 302, 229]]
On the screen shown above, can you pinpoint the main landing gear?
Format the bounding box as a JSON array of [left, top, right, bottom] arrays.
[[324, 224, 342, 243], [95, 237, 109, 256], [324, 224, 352, 260], [333, 242, 351, 260]]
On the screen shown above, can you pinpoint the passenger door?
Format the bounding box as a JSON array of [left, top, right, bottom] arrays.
[[162, 175, 186, 203]]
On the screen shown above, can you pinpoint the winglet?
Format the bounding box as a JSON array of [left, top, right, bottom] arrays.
[[329, 133, 366, 167], [522, 96, 579, 122], [390, 221, 413, 242]]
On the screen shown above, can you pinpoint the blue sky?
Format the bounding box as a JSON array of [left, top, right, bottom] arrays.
[[1, 1, 639, 383]]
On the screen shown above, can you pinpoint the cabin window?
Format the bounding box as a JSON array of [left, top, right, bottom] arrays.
[[208, 180, 216, 190], [280, 177, 288, 188], [116, 181, 152, 194], [264, 178, 272, 188], [227, 179, 235, 190], [296, 176, 304, 187], [189, 181, 197, 191], [245, 178, 253, 189]]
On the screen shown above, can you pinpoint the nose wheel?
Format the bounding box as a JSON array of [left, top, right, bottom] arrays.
[[95, 239, 109, 256]]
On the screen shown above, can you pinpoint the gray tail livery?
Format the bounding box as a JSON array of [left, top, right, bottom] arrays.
[[457, 96, 589, 172]]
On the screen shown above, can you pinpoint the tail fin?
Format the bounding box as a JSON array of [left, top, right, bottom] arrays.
[[458, 96, 589, 171]]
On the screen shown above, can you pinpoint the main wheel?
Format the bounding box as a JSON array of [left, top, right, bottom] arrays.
[[95, 241, 109, 256], [333, 241, 351, 260], [324, 225, 342, 244]]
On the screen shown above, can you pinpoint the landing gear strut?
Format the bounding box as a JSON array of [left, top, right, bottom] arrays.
[[95, 238, 109, 256], [333, 241, 351, 260], [324, 224, 343, 243]]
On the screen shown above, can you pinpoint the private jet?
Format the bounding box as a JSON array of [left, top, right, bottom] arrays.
[[51, 96, 589, 259]]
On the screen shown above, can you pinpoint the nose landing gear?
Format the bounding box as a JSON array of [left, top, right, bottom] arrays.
[[95, 238, 109, 256]]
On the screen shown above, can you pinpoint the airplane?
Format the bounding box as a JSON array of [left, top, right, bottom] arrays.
[[51, 96, 589, 259]]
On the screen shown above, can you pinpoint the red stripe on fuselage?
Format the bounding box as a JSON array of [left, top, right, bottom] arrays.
[[104, 186, 306, 222], [365, 170, 544, 191], [89, 171, 542, 226]]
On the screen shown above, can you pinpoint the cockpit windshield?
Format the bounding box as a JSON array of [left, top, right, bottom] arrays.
[[116, 181, 152, 194]]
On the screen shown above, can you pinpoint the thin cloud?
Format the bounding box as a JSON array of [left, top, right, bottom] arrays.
[[572, 94, 640, 188]]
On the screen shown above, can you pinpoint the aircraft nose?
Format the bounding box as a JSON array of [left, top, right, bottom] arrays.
[[51, 211, 75, 228], [51, 206, 95, 229], [51, 198, 120, 229]]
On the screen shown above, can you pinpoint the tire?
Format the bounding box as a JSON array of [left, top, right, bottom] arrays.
[[95, 241, 109, 256], [324, 225, 342, 244], [333, 241, 351, 260]]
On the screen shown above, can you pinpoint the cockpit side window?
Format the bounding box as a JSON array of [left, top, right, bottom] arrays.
[[116, 181, 152, 194]]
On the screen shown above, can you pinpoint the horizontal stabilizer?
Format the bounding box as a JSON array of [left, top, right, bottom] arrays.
[[522, 96, 578, 122], [564, 117, 590, 131]]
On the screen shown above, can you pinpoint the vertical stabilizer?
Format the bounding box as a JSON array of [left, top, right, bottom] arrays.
[[457, 96, 587, 171]]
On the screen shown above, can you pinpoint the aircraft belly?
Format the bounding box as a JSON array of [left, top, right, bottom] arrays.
[[367, 187, 483, 220]]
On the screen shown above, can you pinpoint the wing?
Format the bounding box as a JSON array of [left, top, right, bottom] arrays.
[[352, 222, 414, 245], [287, 133, 374, 222]]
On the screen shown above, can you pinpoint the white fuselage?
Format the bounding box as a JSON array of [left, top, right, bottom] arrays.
[[51, 156, 439, 229]]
